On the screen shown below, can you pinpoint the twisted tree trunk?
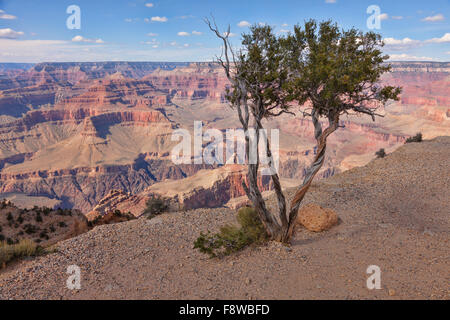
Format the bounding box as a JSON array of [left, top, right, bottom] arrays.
[[281, 111, 339, 243]]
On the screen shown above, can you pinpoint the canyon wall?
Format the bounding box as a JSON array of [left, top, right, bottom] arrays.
[[0, 61, 448, 213]]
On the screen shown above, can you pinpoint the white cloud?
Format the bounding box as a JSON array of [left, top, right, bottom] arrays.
[[425, 33, 450, 43], [391, 16, 403, 20], [72, 35, 104, 44], [383, 37, 421, 50], [0, 28, 24, 39], [282, 23, 289, 27], [379, 13, 389, 21], [389, 53, 434, 61], [279, 29, 290, 33], [183, 44, 190, 47], [422, 14, 445, 22], [124, 18, 133, 23], [145, 3, 154, 8], [192, 31, 203, 36], [147, 32, 158, 37], [446, 51, 450, 55], [0, 10, 17, 20], [151, 16, 168, 22], [237, 20, 251, 27], [177, 31, 190, 37], [325, 0, 336, 3], [384, 37, 420, 46], [0, 38, 220, 63]]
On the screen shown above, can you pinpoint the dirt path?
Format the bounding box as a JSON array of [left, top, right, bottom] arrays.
[[0, 137, 448, 300]]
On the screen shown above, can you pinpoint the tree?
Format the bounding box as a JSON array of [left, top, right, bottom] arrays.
[[206, 18, 401, 243]]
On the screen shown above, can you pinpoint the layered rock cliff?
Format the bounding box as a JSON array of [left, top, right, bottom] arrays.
[[0, 61, 448, 212]]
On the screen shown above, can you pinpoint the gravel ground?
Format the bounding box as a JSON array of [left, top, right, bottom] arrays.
[[0, 137, 448, 300]]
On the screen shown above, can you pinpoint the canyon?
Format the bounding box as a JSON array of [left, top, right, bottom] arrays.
[[0, 61, 448, 214]]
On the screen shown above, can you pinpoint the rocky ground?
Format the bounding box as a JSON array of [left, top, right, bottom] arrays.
[[0, 137, 448, 300]]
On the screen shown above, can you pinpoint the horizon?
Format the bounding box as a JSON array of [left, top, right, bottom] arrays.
[[0, 60, 449, 64], [0, 0, 449, 63]]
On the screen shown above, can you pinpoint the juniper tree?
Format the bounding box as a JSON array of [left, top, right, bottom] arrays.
[[206, 18, 401, 243]]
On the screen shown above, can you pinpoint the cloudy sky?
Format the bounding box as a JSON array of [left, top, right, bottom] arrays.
[[0, 0, 449, 62]]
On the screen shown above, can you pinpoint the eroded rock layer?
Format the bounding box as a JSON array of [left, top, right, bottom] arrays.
[[0, 61, 448, 212]]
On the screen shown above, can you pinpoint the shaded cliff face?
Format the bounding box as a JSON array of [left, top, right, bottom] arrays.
[[0, 61, 448, 212]]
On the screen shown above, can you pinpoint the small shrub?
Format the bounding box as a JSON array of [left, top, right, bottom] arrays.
[[0, 239, 39, 266], [35, 212, 43, 223], [6, 212, 13, 222], [42, 207, 51, 216], [194, 207, 268, 258], [39, 231, 49, 240], [143, 195, 169, 219], [375, 148, 386, 159], [0, 234, 4, 241], [49, 225, 56, 233], [405, 133, 423, 144], [58, 221, 67, 228], [17, 215, 24, 224], [24, 224, 37, 235]]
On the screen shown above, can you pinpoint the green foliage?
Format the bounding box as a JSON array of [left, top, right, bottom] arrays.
[[143, 195, 169, 219], [225, 19, 401, 125], [35, 212, 43, 223], [406, 133, 423, 144], [24, 224, 37, 234], [194, 207, 268, 258], [58, 221, 67, 228], [375, 148, 386, 159]]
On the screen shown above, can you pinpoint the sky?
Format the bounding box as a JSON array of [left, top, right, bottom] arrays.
[[0, 0, 449, 62]]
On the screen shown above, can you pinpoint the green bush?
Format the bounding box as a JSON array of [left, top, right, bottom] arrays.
[[24, 224, 37, 235], [35, 212, 43, 223], [375, 148, 386, 159], [143, 195, 169, 219], [405, 133, 423, 144], [194, 207, 268, 258]]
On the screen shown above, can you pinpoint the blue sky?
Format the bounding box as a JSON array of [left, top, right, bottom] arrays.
[[0, 0, 449, 62]]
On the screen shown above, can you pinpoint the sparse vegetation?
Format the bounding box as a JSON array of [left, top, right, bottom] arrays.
[[0, 239, 40, 267], [375, 148, 386, 159], [406, 133, 423, 144], [24, 224, 37, 235], [194, 207, 268, 258], [143, 195, 169, 219]]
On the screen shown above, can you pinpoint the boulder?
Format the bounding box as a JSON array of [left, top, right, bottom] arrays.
[[297, 204, 338, 232]]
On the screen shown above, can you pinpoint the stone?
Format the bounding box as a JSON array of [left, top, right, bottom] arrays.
[[297, 204, 338, 232]]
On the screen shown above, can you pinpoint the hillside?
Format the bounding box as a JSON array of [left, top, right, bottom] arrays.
[[0, 137, 448, 300]]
